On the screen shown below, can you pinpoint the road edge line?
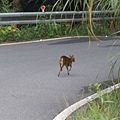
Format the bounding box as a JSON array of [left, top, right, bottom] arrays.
[[53, 83, 120, 120], [0, 36, 81, 46], [0, 36, 119, 47]]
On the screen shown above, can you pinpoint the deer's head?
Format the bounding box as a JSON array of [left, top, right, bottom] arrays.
[[69, 55, 75, 62]]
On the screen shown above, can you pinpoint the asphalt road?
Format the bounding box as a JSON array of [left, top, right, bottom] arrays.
[[0, 37, 120, 120]]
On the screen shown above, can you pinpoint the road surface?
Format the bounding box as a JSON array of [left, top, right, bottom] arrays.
[[0, 37, 120, 120]]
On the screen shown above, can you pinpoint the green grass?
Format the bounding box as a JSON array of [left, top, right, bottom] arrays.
[[67, 86, 120, 120]]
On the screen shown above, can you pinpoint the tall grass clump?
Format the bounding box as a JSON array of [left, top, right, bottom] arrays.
[[52, 0, 120, 37], [82, 0, 120, 39]]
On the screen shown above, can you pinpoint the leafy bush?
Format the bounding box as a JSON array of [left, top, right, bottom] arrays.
[[0, 25, 20, 43], [0, 20, 120, 43]]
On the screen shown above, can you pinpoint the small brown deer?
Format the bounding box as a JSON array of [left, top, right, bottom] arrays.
[[58, 55, 75, 77]]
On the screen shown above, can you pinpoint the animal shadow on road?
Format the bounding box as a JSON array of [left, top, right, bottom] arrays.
[[57, 73, 80, 78]]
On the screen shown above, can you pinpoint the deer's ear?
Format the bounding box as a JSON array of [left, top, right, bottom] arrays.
[[69, 55, 71, 57], [71, 55, 74, 57]]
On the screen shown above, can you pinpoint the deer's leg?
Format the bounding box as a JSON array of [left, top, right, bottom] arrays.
[[58, 70, 60, 77], [69, 65, 72, 71], [66, 66, 69, 75], [58, 64, 64, 77], [59, 62, 64, 71]]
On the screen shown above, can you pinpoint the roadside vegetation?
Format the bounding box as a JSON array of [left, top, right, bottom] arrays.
[[0, 0, 120, 43], [67, 86, 120, 120], [0, 20, 119, 43], [0, 0, 120, 119]]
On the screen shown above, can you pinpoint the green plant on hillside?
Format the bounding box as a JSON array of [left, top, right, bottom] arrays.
[[0, 0, 22, 12], [0, 0, 12, 12]]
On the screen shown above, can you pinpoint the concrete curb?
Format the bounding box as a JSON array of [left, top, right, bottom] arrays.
[[53, 83, 120, 120], [0, 36, 119, 47], [0, 36, 81, 47]]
